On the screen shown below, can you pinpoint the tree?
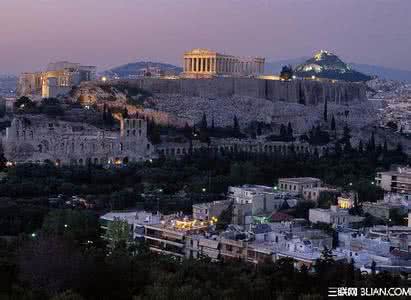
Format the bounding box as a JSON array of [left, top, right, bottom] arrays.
[[200, 113, 208, 130], [279, 124, 287, 140], [287, 122, 293, 140], [102, 103, 107, 122], [105, 107, 115, 127], [52, 290, 85, 300], [358, 140, 364, 153], [183, 122, 192, 140], [122, 107, 129, 118], [342, 125, 352, 153], [256, 122, 263, 136], [383, 139, 388, 153], [105, 218, 131, 249], [371, 260, 377, 275], [147, 118, 161, 144], [14, 96, 36, 112], [298, 83, 306, 105], [323, 98, 328, 122], [396, 142, 403, 154], [216, 203, 233, 231], [331, 115, 336, 132], [233, 115, 241, 137], [40, 98, 64, 116], [315, 246, 336, 276], [41, 210, 100, 243], [367, 132, 376, 152], [199, 113, 210, 143], [279, 65, 293, 81], [18, 236, 90, 295]]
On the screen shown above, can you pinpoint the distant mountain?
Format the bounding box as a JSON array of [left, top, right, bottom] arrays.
[[293, 50, 372, 82], [350, 63, 411, 82], [102, 61, 182, 78], [0, 75, 17, 97]]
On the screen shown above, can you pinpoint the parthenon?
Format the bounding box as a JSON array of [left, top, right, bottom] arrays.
[[183, 49, 265, 78]]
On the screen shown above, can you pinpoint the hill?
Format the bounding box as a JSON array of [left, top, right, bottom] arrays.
[[266, 57, 411, 82], [294, 50, 372, 82], [102, 61, 182, 78]]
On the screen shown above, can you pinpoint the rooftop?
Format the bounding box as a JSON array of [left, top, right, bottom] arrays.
[[279, 177, 321, 184]]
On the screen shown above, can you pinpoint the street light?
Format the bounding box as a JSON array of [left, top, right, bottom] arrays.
[[64, 224, 68, 228], [202, 188, 206, 193], [31, 233, 36, 238]]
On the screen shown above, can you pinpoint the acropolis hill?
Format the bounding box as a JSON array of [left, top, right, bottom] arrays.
[[93, 76, 366, 105]]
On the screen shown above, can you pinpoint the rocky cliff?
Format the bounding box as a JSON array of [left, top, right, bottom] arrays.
[[97, 77, 367, 105]]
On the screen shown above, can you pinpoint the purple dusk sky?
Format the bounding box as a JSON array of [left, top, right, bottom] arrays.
[[1, 0, 410, 74]]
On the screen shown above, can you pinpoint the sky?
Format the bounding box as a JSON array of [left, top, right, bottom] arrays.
[[1, 0, 411, 74]]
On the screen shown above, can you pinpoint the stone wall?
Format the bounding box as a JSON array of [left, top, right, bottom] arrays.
[[2, 115, 155, 165], [105, 77, 366, 105]]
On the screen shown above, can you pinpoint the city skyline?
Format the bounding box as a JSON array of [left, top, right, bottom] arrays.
[[1, 0, 411, 74]]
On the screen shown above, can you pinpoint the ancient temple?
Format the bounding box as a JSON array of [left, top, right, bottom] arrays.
[[182, 49, 264, 78]]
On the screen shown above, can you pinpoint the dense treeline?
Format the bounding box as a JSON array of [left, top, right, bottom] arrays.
[[0, 146, 408, 236], [0, 145, 407, 200]]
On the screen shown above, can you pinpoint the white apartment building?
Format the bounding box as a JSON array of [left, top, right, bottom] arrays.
[[376, 166, 411, 194]]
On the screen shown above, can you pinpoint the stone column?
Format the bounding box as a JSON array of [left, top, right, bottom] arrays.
[[196, 57, 199, 72]]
